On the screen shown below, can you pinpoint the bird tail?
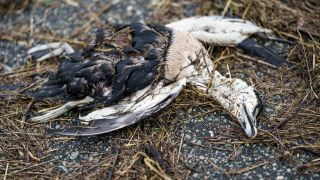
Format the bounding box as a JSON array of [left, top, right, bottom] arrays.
[[0, 83, 29, 99]]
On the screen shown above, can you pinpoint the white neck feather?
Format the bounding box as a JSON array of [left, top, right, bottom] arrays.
[[165, 30, 213, 81]]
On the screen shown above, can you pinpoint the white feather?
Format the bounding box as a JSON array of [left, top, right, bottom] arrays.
[[80, 78, 187, 121], [166, 16, 272, 45]]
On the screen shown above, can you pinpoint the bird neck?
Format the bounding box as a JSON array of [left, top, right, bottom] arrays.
[[164, 30, 213, 82]]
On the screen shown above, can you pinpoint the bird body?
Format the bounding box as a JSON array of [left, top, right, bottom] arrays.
[[33, 24, 171, 104], [26, 16, 290, 138]]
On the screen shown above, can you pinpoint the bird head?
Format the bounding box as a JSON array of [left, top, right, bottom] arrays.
[[207, 72, 263, 138], [237, 92, 263, 138]]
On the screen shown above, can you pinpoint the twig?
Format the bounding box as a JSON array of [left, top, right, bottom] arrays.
[[177, 131, 185, 163], [4, 163, 9, 180], [242, 1, 252, 19], [221, 0, 232, 17], [225, 161, 270, 175], [108, 148, 120, 180], [259, 129, 286, 149], [8, 159, 57, 174], [21, 100, 34, 128], [272, 95, 314, 130], [70, 5, 111, 38], [236, 53, 278, 68], [296, 158, 320, 170], [207, 159, 228, 176], [0, 33, 86, 47], [143, 155, 172, 180]]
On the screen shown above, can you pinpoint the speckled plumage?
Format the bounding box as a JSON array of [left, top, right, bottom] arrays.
[[33, 24, 172, 107], [27, 16, 290, 137]]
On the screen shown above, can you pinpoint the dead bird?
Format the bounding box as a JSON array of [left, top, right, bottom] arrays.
[[26, 16, 292, 138]]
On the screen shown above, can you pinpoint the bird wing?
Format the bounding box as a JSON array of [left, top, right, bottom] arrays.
[[165, 16, 271, 45], [29, 23, 173, 124], [166, 16, 293, 68], [48, 78, 186, 136], [32, 23, 171, 104]]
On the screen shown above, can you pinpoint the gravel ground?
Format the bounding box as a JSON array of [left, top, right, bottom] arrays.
[[0, 0, 319, 179], [176, 108, 317, 179]]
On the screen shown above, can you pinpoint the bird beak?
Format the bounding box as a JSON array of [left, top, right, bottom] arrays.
[[239, 104, 258, 138]]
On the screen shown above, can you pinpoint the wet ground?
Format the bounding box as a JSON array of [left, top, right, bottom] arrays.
[[0, 0, 319, 179]]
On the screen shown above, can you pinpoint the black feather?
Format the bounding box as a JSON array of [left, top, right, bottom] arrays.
[[33, 23, 171, 105], [237, 38, 293, 67]]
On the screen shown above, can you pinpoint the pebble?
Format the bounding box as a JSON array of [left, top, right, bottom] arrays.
[[276, 176, 284, 180], [193, 173, 199, 178], [209, 130, 214, 137], [273, 94, 282, 101], [196, 140, 202, 145], [185, 134, 191, 140], [58, 165, 68, 173], [69, 151, 79, 160], [265, 107, 275, 114]]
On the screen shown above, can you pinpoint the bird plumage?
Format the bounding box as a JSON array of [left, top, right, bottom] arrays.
[[25, 16, 291, 138], [166, 16, 293, 67], [165, 16, 272, 46], [33, 24, 171, 107]]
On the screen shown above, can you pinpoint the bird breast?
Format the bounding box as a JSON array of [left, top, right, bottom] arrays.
[[165, 30, 214, 82]]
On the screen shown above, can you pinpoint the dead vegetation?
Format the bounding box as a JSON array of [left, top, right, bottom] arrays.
[[0, 0, 319, 178]]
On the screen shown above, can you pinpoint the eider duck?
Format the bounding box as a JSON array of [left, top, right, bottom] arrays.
[[27, 16, 290, 138]]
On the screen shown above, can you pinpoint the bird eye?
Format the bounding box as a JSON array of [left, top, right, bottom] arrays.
[[204, 27, 210, 32]]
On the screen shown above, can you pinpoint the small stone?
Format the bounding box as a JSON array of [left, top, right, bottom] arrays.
[[209, 130, 214, 137], [199, 156, 205, 160], [182, 144, 187, 148], [58, 165, 68, 173], [265, 107, 275, 114], [70, 151, 79, 160], [193, 173, 198, 178], [190, 148, 195, 155], [185, 134, 191, 140], [196, 140, 202, 145], [274, 95, 282, 101], [276, 176, 284, 180]]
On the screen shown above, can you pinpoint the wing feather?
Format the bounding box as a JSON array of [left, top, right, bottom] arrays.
[[49, 78, 186, 136]]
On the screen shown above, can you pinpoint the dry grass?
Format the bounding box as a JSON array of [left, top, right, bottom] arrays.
[[0, 0, 319, 178]]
